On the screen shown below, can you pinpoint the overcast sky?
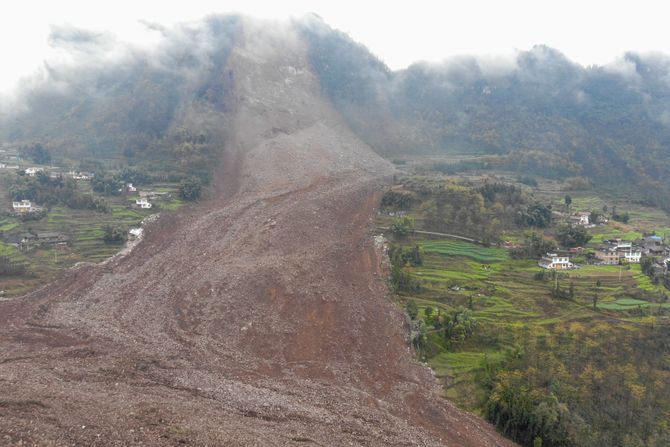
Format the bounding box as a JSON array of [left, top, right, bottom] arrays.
[[1, 0, 668, 91]]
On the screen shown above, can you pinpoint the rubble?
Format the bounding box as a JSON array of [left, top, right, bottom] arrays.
[[0, 19, 513, 446]]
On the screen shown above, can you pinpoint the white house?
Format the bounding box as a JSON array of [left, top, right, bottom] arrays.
[[12, 200, 33, 213], [539, 253, 574, 270], [70, 171, 92, 180], [623, 251, 642, 264], [136, 198, 152, 209], [127, 183, 137, 192], [571, 212, 590, 226], [25, 167, 44, 177]]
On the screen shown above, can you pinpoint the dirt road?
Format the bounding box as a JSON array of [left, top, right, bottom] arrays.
[[0, 20, 515, 446]]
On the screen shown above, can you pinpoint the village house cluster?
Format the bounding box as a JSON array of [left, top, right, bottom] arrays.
[[535, 203, 670, 270], [539, 236, 670, 270], [11, 199, 43, 214], [5, 166, 164, 213], [594, 239, 644, 265], [553, 210, 606, 228], [8, 231, 69, 249]]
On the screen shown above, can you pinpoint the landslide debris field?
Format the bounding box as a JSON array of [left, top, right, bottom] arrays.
[[0, 21, 514, 446]]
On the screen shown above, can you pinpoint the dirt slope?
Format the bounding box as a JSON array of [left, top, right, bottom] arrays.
[[0, 19, 515, 446]]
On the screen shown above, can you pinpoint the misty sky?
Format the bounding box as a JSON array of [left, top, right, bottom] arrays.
[[1, 0, 667, 92]]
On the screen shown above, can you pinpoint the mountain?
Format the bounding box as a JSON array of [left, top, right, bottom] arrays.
[[0, 17, 514, 446], [300, 18, 670, 208], [5, 16, 670, 206], [5, 13, 670, 445], [1, 15, 239, 177]]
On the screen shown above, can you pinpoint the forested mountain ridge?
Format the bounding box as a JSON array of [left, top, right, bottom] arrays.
[[4, 13, 670, 446], [300, 18, 670, 208], [0, 15, 240, 178], [5, 15, 670, 205]]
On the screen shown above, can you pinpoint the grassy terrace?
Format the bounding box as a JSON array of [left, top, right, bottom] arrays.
[[395, 234, 669, 412], [0, 181, 185, 298], [383, 154, 670, 441]]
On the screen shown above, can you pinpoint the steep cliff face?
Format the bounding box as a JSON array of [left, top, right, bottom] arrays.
[[0, 19, 514, 446]]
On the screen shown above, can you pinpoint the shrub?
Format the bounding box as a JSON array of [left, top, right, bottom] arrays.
[[179, 177, 203, 201], [390, 216, 414, 239], [555, 225, 591, 248], [102, 225, 126, 244], [0, 256, 27, 276]]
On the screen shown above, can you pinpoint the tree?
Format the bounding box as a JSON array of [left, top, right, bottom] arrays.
[[91, 174, 123, 196], [390, 216, 414, 239], [641, 257, 655, 276], [20, 143, 51, 164], [442, 307, 478, 343], [564, 194, 572, 212], [380, 190, 414, 210], [102, 225, 126, 244], [406, 299, 419, 320], [410, 319, 427, 349], [116, 167, 152, 186], [484, 370, 576, 446], [510, 233, 556, 259], [556, 225, 592, 248], [589, 210, 601, 225], [407, 244, 423, 266], [179, 176, 203, 201], [518, 202, 552, 228], [390, 264, 420, 293], [0, 256, 27, 276], [611, 206, 630, 223]]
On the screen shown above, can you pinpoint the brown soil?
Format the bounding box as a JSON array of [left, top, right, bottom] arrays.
[[0, 20, 516, 446]]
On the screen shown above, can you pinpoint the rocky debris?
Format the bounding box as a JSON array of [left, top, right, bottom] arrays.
[[0, 18, 515, 446]]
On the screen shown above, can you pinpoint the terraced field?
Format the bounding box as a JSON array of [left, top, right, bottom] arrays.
[[420, 239, 509, 263], [0, 183, 183, 297], [396, 236, 668, 411]]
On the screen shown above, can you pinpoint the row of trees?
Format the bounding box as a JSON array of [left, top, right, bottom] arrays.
[[640, 256, 670, 290], [91, 167, 153, 196], [0, 256, 27, 276], [510, 233, 557, 259], [92, 169, 203, 202], [480, 323, 670, 446], [382, 180, 560, 246], [19, 143, 51, 164], [9, 172, 108, 212]]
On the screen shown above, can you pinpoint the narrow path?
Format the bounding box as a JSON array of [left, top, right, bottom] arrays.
[[378, 226, 485, 244]]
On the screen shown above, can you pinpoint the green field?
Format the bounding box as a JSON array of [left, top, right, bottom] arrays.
[[419, 239, 509, 263], [0, 180, 185, 297], [395, 235, 669, 411], [598, 297, 670, 310], [383, 156, 670, 443]]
